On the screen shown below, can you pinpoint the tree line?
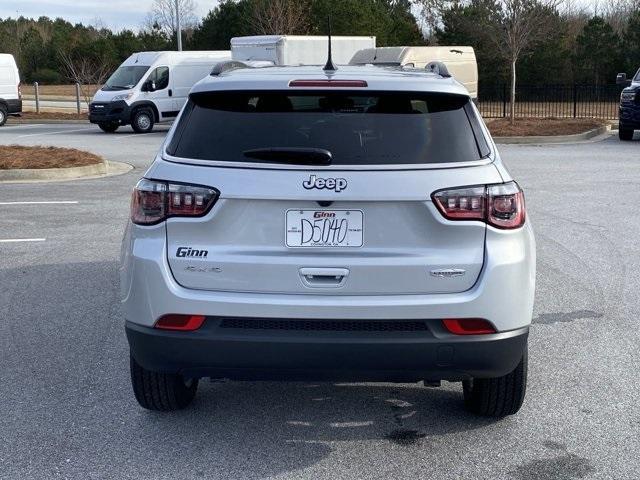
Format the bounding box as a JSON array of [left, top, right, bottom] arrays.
[[1, 0, 639, 89]]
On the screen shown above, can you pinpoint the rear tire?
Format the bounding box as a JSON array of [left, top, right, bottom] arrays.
[[131, 108, 154, 133], [0, 105, 7, 126], [130, 354, 198, 411], [98, 122, 119, 133], [463, 348, 527, 417], [619, 125, 634, 141]]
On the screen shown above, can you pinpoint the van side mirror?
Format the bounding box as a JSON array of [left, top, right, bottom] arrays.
[[142, 80, 156, 92], [616, 73, 630, 86]]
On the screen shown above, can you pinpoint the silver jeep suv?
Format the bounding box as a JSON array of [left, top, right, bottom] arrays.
[[121, 63, 535, 416]]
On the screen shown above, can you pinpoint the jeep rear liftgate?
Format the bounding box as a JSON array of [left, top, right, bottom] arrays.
[[158, 89, 500, 295], [160, 164, 503, 296]]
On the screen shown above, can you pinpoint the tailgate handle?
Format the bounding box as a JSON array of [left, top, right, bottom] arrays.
[[299, 268, 349, 288]]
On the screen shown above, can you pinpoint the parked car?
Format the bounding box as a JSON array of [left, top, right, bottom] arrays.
[[349, 46, 478, 100], [616, 68, 640, 140], [122, 61, 535, 417], [89, 51, 230, 133], [0, 53, 22, 126], [231, 35, 376, 66]]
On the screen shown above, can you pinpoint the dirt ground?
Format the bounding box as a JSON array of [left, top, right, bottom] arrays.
[[0, 145, 103, 169], [10, 112, 87, 121], [486, 117, 606, 136]]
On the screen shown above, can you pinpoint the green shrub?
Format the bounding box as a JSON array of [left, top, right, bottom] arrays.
[[30, 68, 63, 84]]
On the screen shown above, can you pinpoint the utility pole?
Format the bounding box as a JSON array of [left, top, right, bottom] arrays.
[[175, 0, 182, 51]]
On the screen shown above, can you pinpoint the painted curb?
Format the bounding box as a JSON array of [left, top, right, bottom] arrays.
[[494, 125, 610, 145], [0, 161, 133, 183]]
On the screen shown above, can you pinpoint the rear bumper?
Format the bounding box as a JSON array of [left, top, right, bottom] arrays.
[[126, 320, 529, 381], [88, 100, 130, 124]]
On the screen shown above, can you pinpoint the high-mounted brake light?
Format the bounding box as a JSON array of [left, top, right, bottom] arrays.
[[131, 179, 218, 225], [155, 314, 206, 331], [289, 80, 368, 88], [442, 318, 496, 335], [432, 181, 526, 229]]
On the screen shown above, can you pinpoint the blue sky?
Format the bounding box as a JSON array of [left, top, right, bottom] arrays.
[[0, 0, 216, 31]]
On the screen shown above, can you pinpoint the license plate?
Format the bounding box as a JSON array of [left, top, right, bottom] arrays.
[[286, 210, 363, 248]]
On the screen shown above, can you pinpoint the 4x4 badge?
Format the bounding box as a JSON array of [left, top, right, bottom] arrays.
[[303, 175, 347, 193]]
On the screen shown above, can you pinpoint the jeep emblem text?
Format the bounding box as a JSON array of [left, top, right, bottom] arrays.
[[303, 175, 347, 193]]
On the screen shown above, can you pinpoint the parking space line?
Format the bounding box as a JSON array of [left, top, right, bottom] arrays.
[[17, 128, 93, 138], [0, 238, 46, 243], [0, 201, 79, 205], [0, 124, 46, 129]]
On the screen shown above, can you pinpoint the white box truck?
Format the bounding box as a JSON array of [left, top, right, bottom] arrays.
[[231, 35, 376, 66], [0, 53, 22, 127], [349, 46, 478, 99], [89, 50, 230, 133]]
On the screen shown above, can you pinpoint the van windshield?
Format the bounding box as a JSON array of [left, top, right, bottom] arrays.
[[167, 91, 490, 165], [103, 65, 150, 91]]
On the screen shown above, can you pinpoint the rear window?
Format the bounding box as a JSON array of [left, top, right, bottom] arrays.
[[167, 91, 490, 165]]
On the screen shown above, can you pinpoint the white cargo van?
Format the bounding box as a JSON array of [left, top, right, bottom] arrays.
[[231, 35, 376, 66], [350, 46, 478, 99], [89, 50, 230, 133], [0, 53, 22, 127]]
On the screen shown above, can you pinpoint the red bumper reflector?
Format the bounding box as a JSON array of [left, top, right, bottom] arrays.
[[289, 79, 368, 88], [442, 318, 496, 335], [155, 314, 206, 331]]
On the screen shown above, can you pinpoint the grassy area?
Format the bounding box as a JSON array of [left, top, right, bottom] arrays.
[[486, 118, 606, 137], [0, 145, 103, 170], [478, 102, 619, 120], [22, 84, 100, 98]]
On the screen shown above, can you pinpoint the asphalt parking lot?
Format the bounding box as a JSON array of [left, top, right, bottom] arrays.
[[1, 123, 639, 479]]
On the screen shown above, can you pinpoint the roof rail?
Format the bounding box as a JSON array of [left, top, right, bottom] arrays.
[[210, 60, 250, 76], [425, 61, 451, 78]]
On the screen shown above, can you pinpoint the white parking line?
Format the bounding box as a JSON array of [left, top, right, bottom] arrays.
[[0, 238, 46, 243], [0, 201, 79, 205], [16, 128, 93, 138], [0, 124, 46, 130]]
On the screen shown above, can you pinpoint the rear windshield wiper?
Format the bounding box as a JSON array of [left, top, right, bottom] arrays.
[[242, 147, 332, 165]]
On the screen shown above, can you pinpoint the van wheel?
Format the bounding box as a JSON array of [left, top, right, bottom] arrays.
[[131, 108, 154, 133], [130, 354, 198, 411], [98, 122, 119, 133], [619, 126, 634, 141], [0, 105, 7, 126], [462, 348, 527, 417]]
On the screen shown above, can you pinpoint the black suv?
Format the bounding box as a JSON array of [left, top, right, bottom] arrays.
[[617, 69, 640, 141]]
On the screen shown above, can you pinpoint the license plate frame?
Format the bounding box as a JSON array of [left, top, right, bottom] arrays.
[[285, 209, 364, 248]]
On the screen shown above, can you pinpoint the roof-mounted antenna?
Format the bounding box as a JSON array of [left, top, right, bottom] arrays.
[[323, 16, 337, 72]]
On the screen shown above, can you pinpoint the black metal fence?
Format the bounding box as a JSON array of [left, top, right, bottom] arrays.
[[478, 84, 623, 120]]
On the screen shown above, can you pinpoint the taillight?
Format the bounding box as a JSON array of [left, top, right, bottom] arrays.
[[155, 314, 206, 331], [131, 179, 218, 225], [442, 318, 496, 335], [18, 82, 22, 99], [432, 181, 526, 229]]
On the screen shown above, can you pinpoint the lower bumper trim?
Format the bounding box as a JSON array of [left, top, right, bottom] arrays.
[[126, 318, 529, 382]]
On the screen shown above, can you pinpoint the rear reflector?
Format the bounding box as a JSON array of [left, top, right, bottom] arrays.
[[289, 79, 368, 88], [155, 314, 206, 331], [442, 318, 496, 335]]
